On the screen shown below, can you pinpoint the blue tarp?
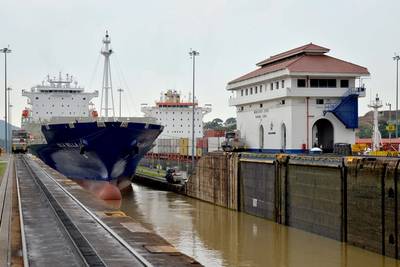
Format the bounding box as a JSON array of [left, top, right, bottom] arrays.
[[327, 94, 358, 129]]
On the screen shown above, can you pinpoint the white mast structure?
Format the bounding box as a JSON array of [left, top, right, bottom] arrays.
[[100, 31, 115, 119], [368, 93, 383, 151]]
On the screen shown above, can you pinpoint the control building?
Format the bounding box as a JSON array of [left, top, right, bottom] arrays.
[[227, 43, 369, 152]]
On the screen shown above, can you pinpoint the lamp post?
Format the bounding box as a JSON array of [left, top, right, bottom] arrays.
[[394, 54, 400, 138], [189, 49, 199, 173], [1, 47, 11, 153], [7, 87, 12, 152], [117, 88, 123, 118]]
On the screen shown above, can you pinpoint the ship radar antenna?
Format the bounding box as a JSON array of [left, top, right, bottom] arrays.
[[100, 30, 115, 119]]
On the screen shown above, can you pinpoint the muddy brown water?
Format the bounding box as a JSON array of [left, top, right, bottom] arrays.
[[115, 183, 399, 267]]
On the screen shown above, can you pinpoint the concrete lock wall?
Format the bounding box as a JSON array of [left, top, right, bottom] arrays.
[[239, 155, 276, 220], [185, 152, 239, 210], [345, 157, 400, 258], [184, 152, 400, 259], [284, 156, 344, 241]]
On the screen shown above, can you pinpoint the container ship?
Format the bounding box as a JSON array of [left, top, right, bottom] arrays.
[[21, 32, 163, 200]]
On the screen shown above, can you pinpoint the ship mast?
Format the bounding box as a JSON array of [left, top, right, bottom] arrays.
[[368, 93, 383, 151], [100, 31, 115, 118]]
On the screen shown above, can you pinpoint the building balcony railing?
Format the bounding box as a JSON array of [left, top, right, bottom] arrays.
[[228, 86, 366, 106]]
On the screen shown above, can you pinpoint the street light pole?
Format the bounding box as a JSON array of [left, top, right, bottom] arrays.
[[394, 54, 400, 139], [1, 47, 11, 153], [189, 49, 199, 173], [7, 87, 12, 151], [117, 88, 123, 118]]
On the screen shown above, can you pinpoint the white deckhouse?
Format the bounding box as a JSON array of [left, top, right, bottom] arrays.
[[141, 90, 211, 154], [227, 43, 369, 152]]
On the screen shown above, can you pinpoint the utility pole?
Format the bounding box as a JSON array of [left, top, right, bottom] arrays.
[[117, 88, 123, 118], [1, 47, 11, 153], [189, 49, 199, 173], [394, 54, 400, 138]]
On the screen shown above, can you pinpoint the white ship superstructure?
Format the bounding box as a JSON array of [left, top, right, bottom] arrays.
[[22, 73, 98, 123], [141, 90, 211, 154]]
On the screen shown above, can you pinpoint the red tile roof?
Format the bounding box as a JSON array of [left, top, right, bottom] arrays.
[[256, 43, 330, 66], [228, 43, 369, 85]]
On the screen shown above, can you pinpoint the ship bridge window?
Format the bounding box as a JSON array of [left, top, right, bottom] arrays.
[[340, 80, 349, 88], [297, 79, 306, 87]]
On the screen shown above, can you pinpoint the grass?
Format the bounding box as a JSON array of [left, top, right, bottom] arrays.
[[136, 166, 166, 179], [0, 162, 6, 178]]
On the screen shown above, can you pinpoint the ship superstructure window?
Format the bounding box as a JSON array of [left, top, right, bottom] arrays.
[[241, 89, 243, 96], [260, 103, 263, 108], [316, 99, 324, 105], [246, 89, 248, 95], [270, 83, 273, 90], [276, 82, 279, 89], [297, 79, 306, 87], [310, 79, 336, 88], [340, 80, 349, 88], [260, 85, 262, 93], [255, 86, 258, 94], [250, 88, 253, 94], [281, 80, 285, 88]]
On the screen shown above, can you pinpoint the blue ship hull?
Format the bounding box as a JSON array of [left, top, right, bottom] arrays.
[[30, 121, 163, 191]]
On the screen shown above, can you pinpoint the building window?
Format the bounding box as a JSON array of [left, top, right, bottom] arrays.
[[281, 80, 285, 88], [250, 87, 253, 94], [316, 99, 324, 105], [340, 80, 349, 88], [276, 81, 279, 89], [241, 89, 244, 96], [310, 79, 337, 88], [246, 88, 248, 95], [270, 83, 273, 90], [297, 79, 306, 87]]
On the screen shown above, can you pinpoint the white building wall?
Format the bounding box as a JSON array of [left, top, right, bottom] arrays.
[[235, 93, 358, 151]]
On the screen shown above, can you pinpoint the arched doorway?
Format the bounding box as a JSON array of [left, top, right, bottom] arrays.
[[281, 123, 287, 150], [312, 119, 334, 152], [259, 125, 264, 149]]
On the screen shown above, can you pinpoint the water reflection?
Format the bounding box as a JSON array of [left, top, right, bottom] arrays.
[[115, 183, 399, 267]]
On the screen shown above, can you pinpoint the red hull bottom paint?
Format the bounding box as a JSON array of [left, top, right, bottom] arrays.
[[74, 179, 132, 200]]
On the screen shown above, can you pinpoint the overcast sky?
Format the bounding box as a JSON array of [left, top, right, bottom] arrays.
[[1, 0, 399, 126]]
